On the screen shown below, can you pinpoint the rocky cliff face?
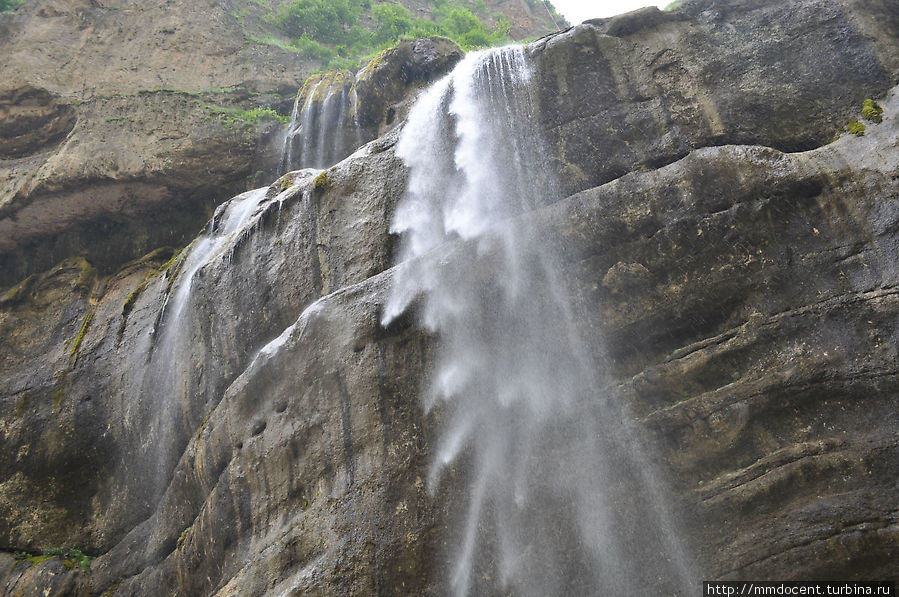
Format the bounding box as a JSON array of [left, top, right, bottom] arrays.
[[0, 0, 556, 289], [1, 0, 898, 595]]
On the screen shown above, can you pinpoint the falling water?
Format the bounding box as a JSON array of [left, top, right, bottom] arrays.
[[139, 187, 268, 495], [278, 87, 306, 175], [280, 80, 322, 174], [280, 72, 358, 173], [383, 46, 695, 596]]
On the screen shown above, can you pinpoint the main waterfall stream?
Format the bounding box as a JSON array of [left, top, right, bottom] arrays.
[[383, 46, 695, 596]]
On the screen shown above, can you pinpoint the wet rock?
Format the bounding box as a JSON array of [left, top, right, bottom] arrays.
[[529, 0, 899, 197], [0, 0, 897, 595]]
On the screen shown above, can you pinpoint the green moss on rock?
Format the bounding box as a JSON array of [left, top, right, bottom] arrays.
[[73, 257, 97, 296], [176, 526, 192, 549], [0, 274, 38, 307], [70, 311, 95, 357], [861, 98, 883, 123], [313, 170, 329, 192]]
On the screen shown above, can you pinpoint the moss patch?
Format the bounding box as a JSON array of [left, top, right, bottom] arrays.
[[861, 98, 883, 123], [72, 257, 98, 296], [847, 119, 866, 136], [277, 173, 296, 190], [70, 311, 95, 357], [176, 525, 192, 549], [99, 582, 123, 597], [313, 170, 330, 192], [18, 554, 55, 566], [162, 242, 196, 295], [0, 274, 38, 307], [15, 548, 94, 573]]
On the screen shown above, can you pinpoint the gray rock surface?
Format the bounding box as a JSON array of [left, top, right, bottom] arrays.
[[0, 0, 897, 595], [531, 0, 899, 197], [0, 0, 549, 289]]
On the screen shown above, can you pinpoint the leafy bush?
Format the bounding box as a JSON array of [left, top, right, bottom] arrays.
[[373, 2, 413, 44], [250, 0, 524, 68], [292, 34, 337, 61], [271, 0, 368, 44], [0, 0, 26, 12]]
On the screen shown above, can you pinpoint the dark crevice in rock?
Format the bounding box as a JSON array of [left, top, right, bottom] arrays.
[[0, 87, 76, 159]]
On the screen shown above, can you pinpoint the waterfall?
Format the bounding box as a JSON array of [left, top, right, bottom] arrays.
[[280, 72, 357, 173], [278, 87, 306, 175], [280, 79, 323, 175], [384, 46, 695, 596], [137, 187, 268, 498]]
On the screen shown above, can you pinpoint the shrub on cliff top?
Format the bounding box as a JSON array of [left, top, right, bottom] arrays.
[[0, 0, 27, 12], [255, 0, 520, 68]]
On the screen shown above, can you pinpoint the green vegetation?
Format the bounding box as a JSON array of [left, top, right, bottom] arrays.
[[0, 274, 37, 307], [176, 526, 193, 549], [99, 583, 124, 597], [313, 169, 330, 191], [70, 311, 95, 357], [14, 548, 94, 573], [118, 247, 180, 339], [847, 118, 866, 136], [236, 0, 543, 70], [833, 99, 885, 141], [861, 98, 883, 123], [0, 0, 27, 13], [663, 0, 684, 10], [74, 257, 97, 296], [206, 105, 290, 129]]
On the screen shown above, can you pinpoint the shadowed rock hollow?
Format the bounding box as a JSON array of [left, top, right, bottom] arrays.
[[0, 0, 897, 595]]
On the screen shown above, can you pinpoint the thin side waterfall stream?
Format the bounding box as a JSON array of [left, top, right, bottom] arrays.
[[383, 46, 695, 596], [136, 187, 268, 500], [279, 74, 355, 174]]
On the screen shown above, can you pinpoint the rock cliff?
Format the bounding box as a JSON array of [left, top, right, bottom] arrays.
[[0, 0, 556, 288], [1, 0, 897, 595]]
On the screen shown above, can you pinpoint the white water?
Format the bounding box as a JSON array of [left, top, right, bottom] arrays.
[[384, 46, 694, 596], [280, 81, 322, 174], [279, 90, 305, 175], [141, 187, 268, 492], [280, 77, 357, 173]]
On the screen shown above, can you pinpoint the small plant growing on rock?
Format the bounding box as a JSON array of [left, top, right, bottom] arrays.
[[847, 119, 866, 136], [833, 99, 885, 141], [13, 548, 93, 572], [70, 310, 95, 357], [861, 98, 883, 123], [0, 0, 26, 13], [313, 170, 330, 192], [177, 526, 192, 549]]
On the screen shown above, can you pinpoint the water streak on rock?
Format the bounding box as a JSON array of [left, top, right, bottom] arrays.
[[140, 186, 268, 497]]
